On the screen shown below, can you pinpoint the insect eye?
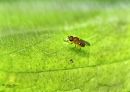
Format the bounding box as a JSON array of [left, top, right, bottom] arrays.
[[68, 36, 73, 41]]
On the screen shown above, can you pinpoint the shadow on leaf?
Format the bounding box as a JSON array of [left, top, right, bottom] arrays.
[[68, 47, 90, 57]]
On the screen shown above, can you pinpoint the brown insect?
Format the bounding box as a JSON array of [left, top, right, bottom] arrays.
[[68, 36, 90, 47]]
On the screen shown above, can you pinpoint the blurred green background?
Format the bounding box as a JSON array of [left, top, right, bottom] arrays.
[[0, 0, 130, 92]]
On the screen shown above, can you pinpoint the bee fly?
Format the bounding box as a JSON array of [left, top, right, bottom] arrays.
[[68, 36, 90, 48]]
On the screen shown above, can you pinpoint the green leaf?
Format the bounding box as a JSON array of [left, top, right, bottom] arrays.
[[0, 0, 130, 92]]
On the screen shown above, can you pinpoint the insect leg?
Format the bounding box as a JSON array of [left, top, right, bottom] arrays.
[[75, 44, 76, 47]]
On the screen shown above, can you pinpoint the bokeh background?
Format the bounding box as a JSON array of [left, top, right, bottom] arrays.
[[0, 0, 130, 92]]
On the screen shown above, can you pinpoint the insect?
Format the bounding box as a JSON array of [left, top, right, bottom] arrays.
[[68, 36, 90, 47]]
